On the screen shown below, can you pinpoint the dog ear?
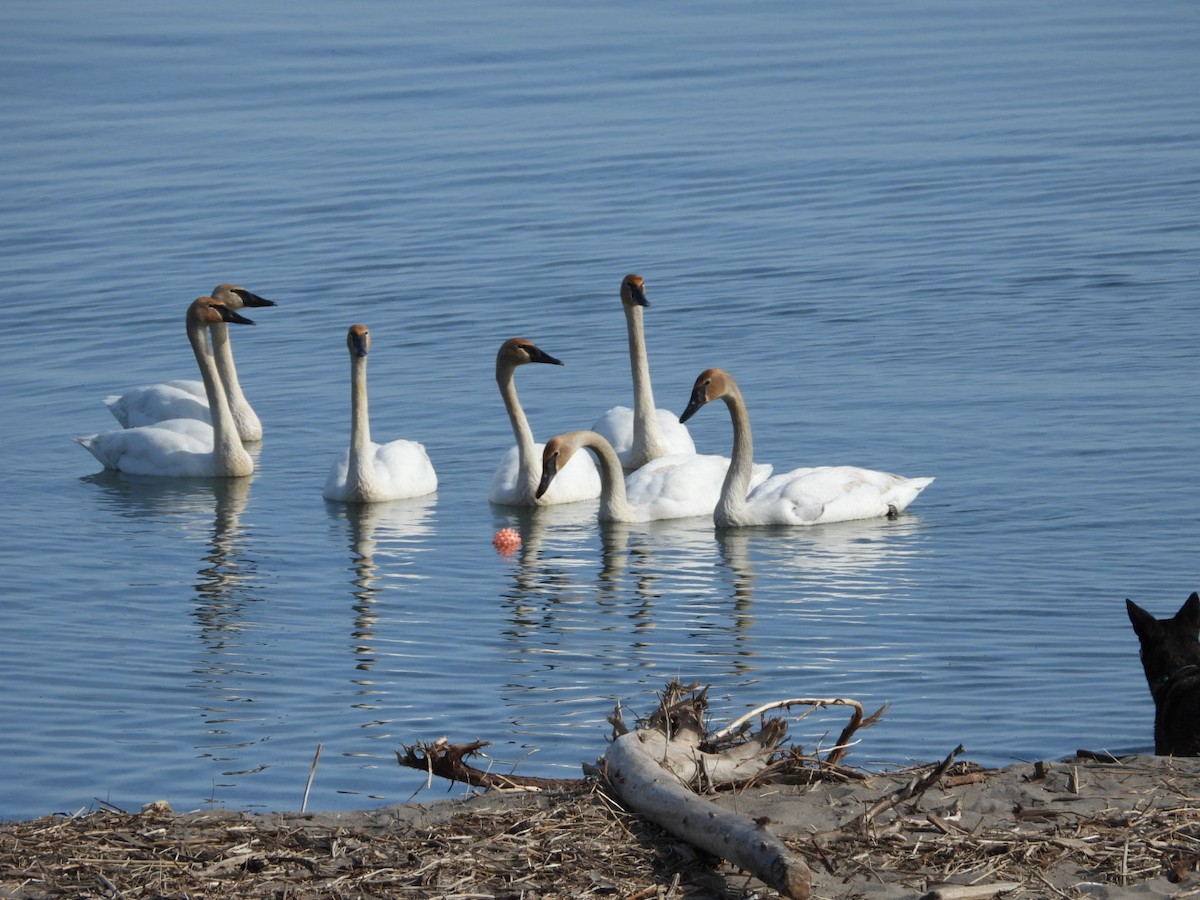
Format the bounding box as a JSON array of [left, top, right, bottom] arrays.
[[1174, 592, 1200, 634], [1127, 598, 1159, 640]]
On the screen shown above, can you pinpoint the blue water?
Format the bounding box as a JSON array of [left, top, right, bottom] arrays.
[[0, 0, 1197, 820]]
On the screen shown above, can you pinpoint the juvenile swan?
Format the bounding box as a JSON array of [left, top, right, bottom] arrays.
[[679, 368, 934, 527], [536, 429, 762, 523], [323, 324, 438, 504], [488, 338, 601, 506], [104, 283, 277, 442], [76, 298, 257, 478], [590, 274, 695, 471]]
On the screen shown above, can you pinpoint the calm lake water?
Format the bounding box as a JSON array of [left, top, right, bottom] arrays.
[[1, 0, 1197, 820]]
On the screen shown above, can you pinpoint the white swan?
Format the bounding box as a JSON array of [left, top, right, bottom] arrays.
[[679, 368, 934, 527], [488, 338, 602, 506], [104, 283, 277, 442], [536, 429, 769, 523], [590, 274, 695, 471], [323, 324, 438, 504], [76, 298, 257, 478]]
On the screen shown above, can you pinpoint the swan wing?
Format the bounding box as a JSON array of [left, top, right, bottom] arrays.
[[75, 422, 218, 477], [590, 406, 635, 457], [372, 439, 438, 500], [104, 380, 212, 428], [623, 453, 759, 521], [591, 406, 696, 466], [747, 466, 933, 525], [489, 442, 601, 506]]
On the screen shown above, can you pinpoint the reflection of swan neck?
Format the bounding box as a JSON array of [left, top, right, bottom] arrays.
[[624, 302, 663, 465], [187, 306, 248, 475], [718, 386, 754, 523], [497, 358, 537, 498]]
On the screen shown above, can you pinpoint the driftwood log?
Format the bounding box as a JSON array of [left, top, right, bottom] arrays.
[[596, 681, 882, 900], [398, 680, 888, 899]]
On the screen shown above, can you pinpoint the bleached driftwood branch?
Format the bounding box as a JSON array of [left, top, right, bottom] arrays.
[[601, 682, 813, 899]]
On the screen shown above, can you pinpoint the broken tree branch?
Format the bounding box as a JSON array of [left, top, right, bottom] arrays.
[[601, 682, 813, 899]]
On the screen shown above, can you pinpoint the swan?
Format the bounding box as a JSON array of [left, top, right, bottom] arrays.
[[104, 283, 277, 442], [76, 298, 257, 478], [488, 338, 602, 506], [323, 324, 438, 504], [536, 429, 770, 523], [678, 368, 934, 527], [590, 274, 695, 471]]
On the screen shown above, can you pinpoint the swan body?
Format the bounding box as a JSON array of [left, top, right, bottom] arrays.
[[104, 283, 276, 441], [679, 368, 934, 527], [76, 298, 257, 478], [590, 274, 695, 470], [323, 324, 438, 504], [488, 338, 601, 506], [536, 429, 771, 523]]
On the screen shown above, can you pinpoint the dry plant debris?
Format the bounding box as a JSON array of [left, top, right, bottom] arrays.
[[4, 756, 1200, 899]]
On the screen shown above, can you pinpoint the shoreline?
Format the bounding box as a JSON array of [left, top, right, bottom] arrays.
[[3, 753, 1198, 898]]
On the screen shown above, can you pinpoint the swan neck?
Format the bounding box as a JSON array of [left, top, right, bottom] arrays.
[[210, 323, 249, 408], [497, 362, 538, 498], [348, 353, 374, 483], [718, 387, 755, 522], [624, 303, 662, 459], [584, 432, 636, 522], [187, 315, 248, 474]]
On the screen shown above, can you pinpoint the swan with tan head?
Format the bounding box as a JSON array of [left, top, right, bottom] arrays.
[[76, 297, 257, 477], [537, 429, 769, 523], [679, 368, 934, 527], [489, 338, 601, 506], [104, 283, 277, 442], [590, 274, 695, 471], [323, 324, 438, 504]]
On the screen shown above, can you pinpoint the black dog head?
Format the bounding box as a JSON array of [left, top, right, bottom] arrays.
[[1127, 592, 1200, 756]]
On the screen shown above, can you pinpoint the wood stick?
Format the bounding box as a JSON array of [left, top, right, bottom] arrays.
[[301, 743, 322, 814]]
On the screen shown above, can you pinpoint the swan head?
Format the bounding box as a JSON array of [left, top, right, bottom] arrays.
[[620, 273, 649, 308], [536, 432, 581, 499], [679, 367, 734, 423], [497, 337, 564, 368], [211, 283, 277, 309], [346, 323, 370, 358], [191, 297, 256, 328]]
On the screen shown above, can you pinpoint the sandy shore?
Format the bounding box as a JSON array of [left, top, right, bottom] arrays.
[[3, 753, 1199, 898]]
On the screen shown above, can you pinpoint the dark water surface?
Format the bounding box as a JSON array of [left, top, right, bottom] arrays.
[[0, 0, 1197, 819]]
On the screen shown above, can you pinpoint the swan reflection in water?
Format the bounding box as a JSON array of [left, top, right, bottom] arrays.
[[496, 508, 931, 685], [326, 495, 437, 674], [80, 469, 262, 643], [81, 470, 265, 797], [716, 514, 929, 602]]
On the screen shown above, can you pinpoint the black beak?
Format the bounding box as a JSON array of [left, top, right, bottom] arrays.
[[630, 282, 649, 307], [217, 305, 256, 326], [233, 289, 277, 308], [350, 332, 368, 357], [527, 344, 564, 366], [535, 455, 559, 499], [679, 383, 709, 424]]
